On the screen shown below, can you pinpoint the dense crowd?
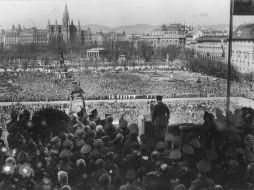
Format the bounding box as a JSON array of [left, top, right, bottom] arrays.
[[0, 99, 240, 130], [0, 101, 254, 190], [0, 72, 71, 102], [0, 68, 253, 190], [0, 70, 253, 102]]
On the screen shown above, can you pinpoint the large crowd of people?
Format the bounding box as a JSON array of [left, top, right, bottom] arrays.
[[0, 99, 240, 131], [0, 69, 253, 102], [0, 68, 253, 190], [0, 98, 253, 190]]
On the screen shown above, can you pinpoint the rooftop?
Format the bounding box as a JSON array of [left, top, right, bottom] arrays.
[[153, 24, 191, 33], [233, 23, 254, 39], [87, 48, 105, 51]]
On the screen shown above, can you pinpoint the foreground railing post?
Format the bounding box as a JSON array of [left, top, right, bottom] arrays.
[[226, 0, 234, 124]]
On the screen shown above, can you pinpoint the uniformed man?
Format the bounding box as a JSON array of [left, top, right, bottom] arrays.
[[71, 80, 84, 97], [152, 95, 170, 142]]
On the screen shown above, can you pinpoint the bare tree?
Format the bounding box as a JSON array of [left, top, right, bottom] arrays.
[[162, 24, 167, 31], [21, 59, 28, 72], [138, 41, 154, 63]]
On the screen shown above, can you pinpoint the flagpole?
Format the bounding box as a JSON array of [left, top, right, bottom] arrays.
[[226, 0, 234, 122]]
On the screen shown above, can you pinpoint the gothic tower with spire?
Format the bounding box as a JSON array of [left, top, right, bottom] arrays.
[[62, 3, 70, 43], [77, 20, 81, 35]]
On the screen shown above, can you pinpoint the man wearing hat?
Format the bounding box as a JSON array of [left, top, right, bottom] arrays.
[[190, 160, 215, 190], [71, 80, 83, 97], [152, 95, 170, 142], [77, 109, 89, 126], [119, 169, 142, 190]]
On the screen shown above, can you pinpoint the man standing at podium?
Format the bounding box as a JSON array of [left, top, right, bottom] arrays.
[[152, 95, 170, 141]]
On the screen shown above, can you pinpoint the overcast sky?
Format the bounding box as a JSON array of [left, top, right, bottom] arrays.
[[0, 0, 253, 29]]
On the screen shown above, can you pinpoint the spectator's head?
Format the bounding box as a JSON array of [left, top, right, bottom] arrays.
[[59, 132, 68, 141], [67, 133, 74, 141], [96, 125, 104, 133], [10, 109, 18, 121], [5, 157, 16, 165], [91, 109, 98, 117], [150, 151, 159, 161], [128, 123, 139, 136], [215, 185, 224, 190], [77, 109, 84, 118], [105, 116, 113, 124], [89, 121, 96, 130], [173, 184, 185, 190], [244, 114, 253, 125], [247, 162, 254, 182], [61, 185, 72, 190], [155, 141, 166, 153], [160, 163, 169, 175], [80, 144, 92, 155], [156, 95, 163, 102], [105, 151, 114, 161], [196, 159, 211, 175], [95, 159, 105, 169], [99, 174, 111, 188], [203, 111, 214, 123], [62, 139, 73, 150], [126, 169, 137, 183], [104, 122, 114, 133], [22, 109, 30, 120], [94, 139, 103, 149], [59, 149, 71, 160], [17, 151, 28, 163], [76, 159, 86, 169], [119, 116, 128, 129], [58, 171, 68, 186]]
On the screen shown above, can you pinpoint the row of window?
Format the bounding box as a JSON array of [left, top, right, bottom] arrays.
[[198, 46, 223, 50], [198, 54, 254, 73], [153, 31, 178, 35]]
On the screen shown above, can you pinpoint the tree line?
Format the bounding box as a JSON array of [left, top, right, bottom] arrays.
[[0, 39, 253, 83], [182, 50, 254, 82]]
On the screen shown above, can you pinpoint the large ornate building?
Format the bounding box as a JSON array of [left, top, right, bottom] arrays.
[[0, 4, 128, 49], [0, 26, 48, 48], [47, 4, 81, 44], [0, 4, 87, 48], [140, 23, 192, 48]]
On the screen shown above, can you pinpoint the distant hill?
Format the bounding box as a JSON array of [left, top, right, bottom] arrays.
[[82, 24, 160, 34], [206, 24, 230, 31], [82, 23, 239, 35], [114, 24, 159, 34], [81, 24, 112, 33]]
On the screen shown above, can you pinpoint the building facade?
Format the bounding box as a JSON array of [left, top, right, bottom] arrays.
[[86, 48, 105, 61], [0, 4, 128, 49], [195, 24, 254, 73], [141, 23, 192, 48], [0, 4, 82, 48], [196, 32, 227, 62], [82, 28, 93, 46], [1, 27, 48, 48], [47, 4, 81, 44], [89, 31, 127, 47]]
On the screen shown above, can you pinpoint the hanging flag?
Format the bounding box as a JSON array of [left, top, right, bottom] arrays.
[[233, 0, 254, 15]]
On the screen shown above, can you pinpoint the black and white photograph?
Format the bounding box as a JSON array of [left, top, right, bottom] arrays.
[[0, 0, 254, 189]]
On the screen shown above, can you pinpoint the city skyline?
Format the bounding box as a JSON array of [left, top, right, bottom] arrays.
[[0, 0, 254, 30]]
